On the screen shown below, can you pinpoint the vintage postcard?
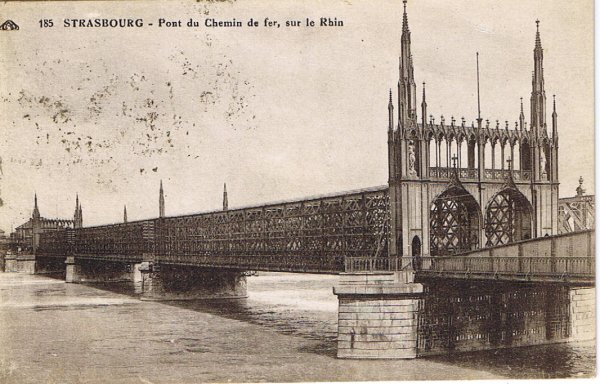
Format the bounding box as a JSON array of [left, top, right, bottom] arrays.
[[0, 0, 595, 382]]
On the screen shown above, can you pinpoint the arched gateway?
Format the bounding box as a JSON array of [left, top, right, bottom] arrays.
[[485, 182, 533, 246], [430, 177, 481, 256]]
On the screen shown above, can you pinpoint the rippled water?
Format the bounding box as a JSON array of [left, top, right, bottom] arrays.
[[0, 272, 595, 382]]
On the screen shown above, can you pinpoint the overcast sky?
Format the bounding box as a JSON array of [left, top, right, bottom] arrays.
[[0, 0, 594, 231]]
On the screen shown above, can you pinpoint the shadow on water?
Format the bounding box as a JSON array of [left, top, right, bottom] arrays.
[[83, 279, 339, 358], [427, 340, 596, 379]]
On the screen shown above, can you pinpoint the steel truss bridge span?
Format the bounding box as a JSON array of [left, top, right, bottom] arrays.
[[38, 186, 390, 273]]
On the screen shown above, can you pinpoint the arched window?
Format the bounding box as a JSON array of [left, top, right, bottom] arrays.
[[485, 187, 533, 246], [430, 185, 481, 256], [520, 140, 531, 171]]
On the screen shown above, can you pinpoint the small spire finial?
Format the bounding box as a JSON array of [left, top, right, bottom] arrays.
[[159, 179, 165, 218], [223, 183, 229, 211], [576, 176, 586, 196], [536, 19, 540, 31], [402, 0, 409, 33]]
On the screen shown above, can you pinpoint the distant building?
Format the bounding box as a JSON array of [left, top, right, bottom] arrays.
[[10, 194, 82, 253]]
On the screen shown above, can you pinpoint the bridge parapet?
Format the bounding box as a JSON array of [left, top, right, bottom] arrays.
[[345, 230, 595, 284]]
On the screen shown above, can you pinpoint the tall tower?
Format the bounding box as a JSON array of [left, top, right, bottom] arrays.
[[159, 180, 165, 218], [223, 183, 229, 211], [123, 205, 128, 223], [528, 21, 558, 236], [388, 0, 430, 263]]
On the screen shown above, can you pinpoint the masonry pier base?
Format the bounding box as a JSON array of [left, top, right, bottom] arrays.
[[569, 287, 595, 341], [3, 253, 37, 273], [139, 263, 248, 301], [333, 272, 423, 359], [65, 257, 134, 283]]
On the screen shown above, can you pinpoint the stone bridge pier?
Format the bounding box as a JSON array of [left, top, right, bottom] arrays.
[[138, 263, 248, 301], [66, 257, 136, 284], [333, 272, 423, 359]]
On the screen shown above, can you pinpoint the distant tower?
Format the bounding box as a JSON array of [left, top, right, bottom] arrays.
[[159, 180, 165, 218], [32, 193, 41, 252], [73, 194, 83, 228], [123, 205, 128, 223], [32, 193, 40, 220], [223, 183, 229, 211]]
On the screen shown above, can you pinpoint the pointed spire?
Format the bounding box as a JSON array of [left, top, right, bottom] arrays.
[[398, 0, 416, 128], [535, 20, 542, 49], [421, 82, 427, 126], [73, 193, 81, 228], [159, 180, 165, 218], [552, 94, 558, 140], [502, 157, 517, 189], [402, 0, 409, 33], [223, 183, 229, 211], [531, 19, 546, 135], [33, 193, 40, 219], [124, 205, 128, 223], [388, 89, 394, 132], [448, 155, 463, 188], [519, 97, 525, 130]]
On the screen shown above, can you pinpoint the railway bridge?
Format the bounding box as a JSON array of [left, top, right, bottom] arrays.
[[5, 1, 596, 359]]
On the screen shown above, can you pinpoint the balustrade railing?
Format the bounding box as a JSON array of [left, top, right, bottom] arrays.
[[430, 167, 530, 181]]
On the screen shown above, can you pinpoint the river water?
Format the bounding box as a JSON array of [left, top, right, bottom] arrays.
[[0, 272, 595, 383]]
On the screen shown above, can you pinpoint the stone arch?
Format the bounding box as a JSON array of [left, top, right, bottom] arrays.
[[430, 185, 481, 256], [484, 187, 533, 246]]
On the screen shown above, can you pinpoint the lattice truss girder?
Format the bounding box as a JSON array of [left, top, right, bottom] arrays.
[[38, 189, 391, 272], [558, 199, 595, 233]]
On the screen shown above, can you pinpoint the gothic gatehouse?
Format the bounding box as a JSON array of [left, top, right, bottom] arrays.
[[388, 1, 559, 260]]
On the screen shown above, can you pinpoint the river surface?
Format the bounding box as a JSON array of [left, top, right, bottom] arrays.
[[0, 272, 595, 383]]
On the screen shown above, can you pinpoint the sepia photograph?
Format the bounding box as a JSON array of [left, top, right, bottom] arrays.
[[0, 0, 596, 382]]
